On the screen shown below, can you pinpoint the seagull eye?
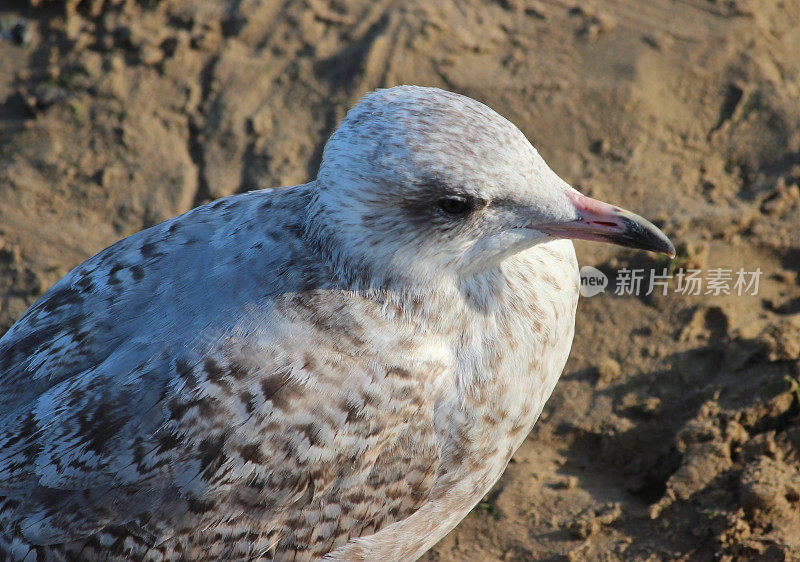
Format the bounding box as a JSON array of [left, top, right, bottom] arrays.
[[438, 196, 474, 216]]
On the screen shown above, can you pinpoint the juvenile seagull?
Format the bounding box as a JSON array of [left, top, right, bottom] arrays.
[[0, 86, 673, 561]]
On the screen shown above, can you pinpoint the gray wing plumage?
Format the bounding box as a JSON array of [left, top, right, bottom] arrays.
[[0, 187, 305, 413], [0, 186, 441, 560]]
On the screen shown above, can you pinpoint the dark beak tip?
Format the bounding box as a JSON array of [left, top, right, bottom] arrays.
[[656, 236, 676, 259], [618, 215, 676, 259], [657, 232, 676, 259]]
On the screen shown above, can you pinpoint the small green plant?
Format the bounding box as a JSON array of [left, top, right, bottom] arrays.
[[786, 375, 800, 400], [740, 90, 762, 118], [667, 241, 690, 276], [473, 499, 499, 516], [761, 375, 800, 399], [68, 99, 85, 126]]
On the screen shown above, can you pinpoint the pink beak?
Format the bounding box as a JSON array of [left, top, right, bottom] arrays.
[[537, 191, 675, 258]]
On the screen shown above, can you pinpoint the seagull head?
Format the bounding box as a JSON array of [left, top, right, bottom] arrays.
[[307, 86, 674, 289]]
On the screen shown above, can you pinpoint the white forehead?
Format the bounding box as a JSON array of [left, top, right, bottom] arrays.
[[318, 86, 548, 196]]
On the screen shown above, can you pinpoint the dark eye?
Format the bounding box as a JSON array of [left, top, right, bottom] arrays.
[[438, 196, 474, 216]]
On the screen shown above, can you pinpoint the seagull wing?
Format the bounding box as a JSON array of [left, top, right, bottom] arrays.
[[0, 187, 442, 556]]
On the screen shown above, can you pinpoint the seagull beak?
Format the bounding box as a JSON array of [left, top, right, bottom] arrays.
[[537, 191, 676, 258]]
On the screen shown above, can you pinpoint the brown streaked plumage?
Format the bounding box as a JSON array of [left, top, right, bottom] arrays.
[[0, 86, 672, 561]]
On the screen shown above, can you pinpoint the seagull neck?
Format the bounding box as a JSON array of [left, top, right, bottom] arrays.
[[303, 188, 449, 295]]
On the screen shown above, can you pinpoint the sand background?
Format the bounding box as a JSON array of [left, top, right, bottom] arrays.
[[1, 0, 799, 559]]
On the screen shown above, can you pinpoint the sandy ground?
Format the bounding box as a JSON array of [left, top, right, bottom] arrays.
[[1, 0, 799, 560]]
